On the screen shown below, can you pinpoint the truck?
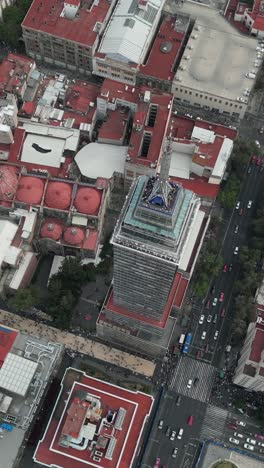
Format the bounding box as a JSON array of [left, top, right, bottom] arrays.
[[181, 333, 192, 354]]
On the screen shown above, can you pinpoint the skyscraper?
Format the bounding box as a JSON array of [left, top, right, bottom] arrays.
[[97, 141, 205, 356]]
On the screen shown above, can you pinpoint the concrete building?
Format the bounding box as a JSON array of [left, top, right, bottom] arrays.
[[172, 18, 257, 119], [233, 284, 264, 391], [0, 323, 63, 468], [97, 144, 208, 356], [93, 0, 165, 85], [0, 53, 36, 100], [233, 0, 264, 37], [22, 0, 116, 75], [33, 366, 153, 468], [0, 0, 15, 21]]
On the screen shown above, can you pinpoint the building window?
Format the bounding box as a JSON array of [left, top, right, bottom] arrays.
[[205, 96, 208, 100], [195, 93, 198, 97], [175, 87, 178, 91], [214, 98, 217, 102], [189, 91, 192, 95], [234, 104, 238, 108], [185, 90, 188, 94], [200, 94, 203, 98], [229, 103, 233, 107], [219, 100, 222, 103], [209, 97, 212, 101]]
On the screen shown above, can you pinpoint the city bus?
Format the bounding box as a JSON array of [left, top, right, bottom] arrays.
[[181, 332, 192, 354]]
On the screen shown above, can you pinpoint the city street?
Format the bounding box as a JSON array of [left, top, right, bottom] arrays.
[[142, 155, 264, 467]]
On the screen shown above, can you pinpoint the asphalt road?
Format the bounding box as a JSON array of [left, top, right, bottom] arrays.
[[142, 158, 264, 468]]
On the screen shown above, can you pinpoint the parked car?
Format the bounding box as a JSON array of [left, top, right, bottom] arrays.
[[237, 421, 246, 427], [187, 416, 194, 426], [177, 428, 184, 440], [234, 432, 244, 439], [258, 442, 264, 447], [172, 447, 178, 459], [235, 201, 240, 210], [213, 314, 218, 323], [228, 424, 237, 430], [201, 331, 207, 340], [176, 395, 181, 406], [166, 426, 171, 437], [207, 315, 212, 323], [234, 246, 239, 255], [246, 438, 256, 445], [247, 200, 252, 208], [212, 298, 218, 306], [234, 225, 239, 234], [244, 443, 254, 451], [229, 437, 239, 445], [199, 315, 205, 325], [214, 330, 219, 340], [158, 420, 164, 429], [170, 430, 176, 441]]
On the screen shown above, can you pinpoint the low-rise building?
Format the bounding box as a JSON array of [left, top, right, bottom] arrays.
[[0, 53, 36, 100], [172, 18, 257, 119], [0, 323, 63, 468], [22, 0, 116, 75], [33, 366, 153, 468], [234, 0, 264, 37]]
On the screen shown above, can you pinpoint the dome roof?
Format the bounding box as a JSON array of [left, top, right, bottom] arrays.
[[40, 219, 63, 241], [0, 166, 18, 200], [16, 177, 44, 205], [74, 187, 101, 215], [63, 227, 84, 246], [45, 182, 72, 210]]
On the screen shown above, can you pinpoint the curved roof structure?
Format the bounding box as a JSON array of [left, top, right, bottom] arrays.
[[75, 142, 127, 179], [45, 182, 72, 210], [40, 219, 63, 241], [63, 227, 84, 246], [0, 166, 18, 200], [16, 176, 44, 205], [74, 187, 101, 215]]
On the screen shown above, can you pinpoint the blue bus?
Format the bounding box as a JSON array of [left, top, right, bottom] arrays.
[[181, 333, 192, 354]]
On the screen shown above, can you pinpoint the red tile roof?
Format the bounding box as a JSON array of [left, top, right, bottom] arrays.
[[22, 0, 112, 48], [0, 325, 18, 368], [0, 53, 35, 96], [171, 175, 220, 199], [193, 136, 224, 168], [34, 369, 153, 468], [98, 107, 129, 143], [248, 310, 264, 362], [253, 15, 264, 30], [140, 16, 185, 81]]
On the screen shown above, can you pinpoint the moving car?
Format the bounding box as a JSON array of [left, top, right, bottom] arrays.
[[170, 430, 176, 441], [177, 428, 184, 440], [221, 308, 225, 317], [234, 225, 239, 234], [247, 200, 252, 208], [212, 297, 218, 306], [187, 416, 194, 426], [158, 420, 164, 429], [255, 140, 261, 148], [223, 264, 228, 272], [201, 331, 207, 340], [234, 246, 239, 255], [213, 314, 218, 323], [199, 315, 205, 325], [187, 379, 192, 389], [172, 448, 178, 459], [251, 155, 257, 164], [229, 437, 239, 445], [206, 300, 210, 308], [246, 438, 256, 445], [166, 426, 171, 437], [239, 208, 243, 215], [247, 166, 252, 174], [207, 315, 212, 323], [244, 443, 254, 451], [235, 201, 240, 210], [219, 292, 225, 302], [214, 330, 219, 340], [229, 263, 233, 272]]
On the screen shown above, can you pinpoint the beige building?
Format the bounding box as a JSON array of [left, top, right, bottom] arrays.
[[172, 18, 257, 119], [233, 297, 264, 391]]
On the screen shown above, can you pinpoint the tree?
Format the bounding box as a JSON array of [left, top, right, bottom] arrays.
[[218, 174, 241, 209], [9, 286, 39, 312]]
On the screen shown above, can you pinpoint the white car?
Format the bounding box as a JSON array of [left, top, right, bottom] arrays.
[[255, 140, 261, 148], [237, 421, 246, 427], [235, 201, 240, 210], [207, 315, 212, 323], [172, 448, 178, 458], [212, 298, 218, 307], [247, 200, 252, 208], [234, 432, 244, 439], [258, 442, 264, 447], [199, 315, 205, 325], [201, 331, 207, 340], [170, 430, 176, 441], [229, 437, 239, 445], [214, 331, 219, 340], [244, 443, 254, 451], [177, 428, 184, 440], [187, 379, 192, 389], [234, 246, 239, 255], [246, 438, 256, 445]]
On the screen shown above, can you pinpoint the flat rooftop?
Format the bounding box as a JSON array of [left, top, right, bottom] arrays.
[[174, 11, 257, 100], [34, 367, 154, 468], [22, 0, 113, 48], [139, 14, 187, 81]]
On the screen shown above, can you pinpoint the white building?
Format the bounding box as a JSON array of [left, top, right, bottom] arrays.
[[94, 0, 165, 84]]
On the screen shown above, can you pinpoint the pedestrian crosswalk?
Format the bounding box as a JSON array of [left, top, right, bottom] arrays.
[[200, 404, 228, 441], [169, 356, 216, 403]]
